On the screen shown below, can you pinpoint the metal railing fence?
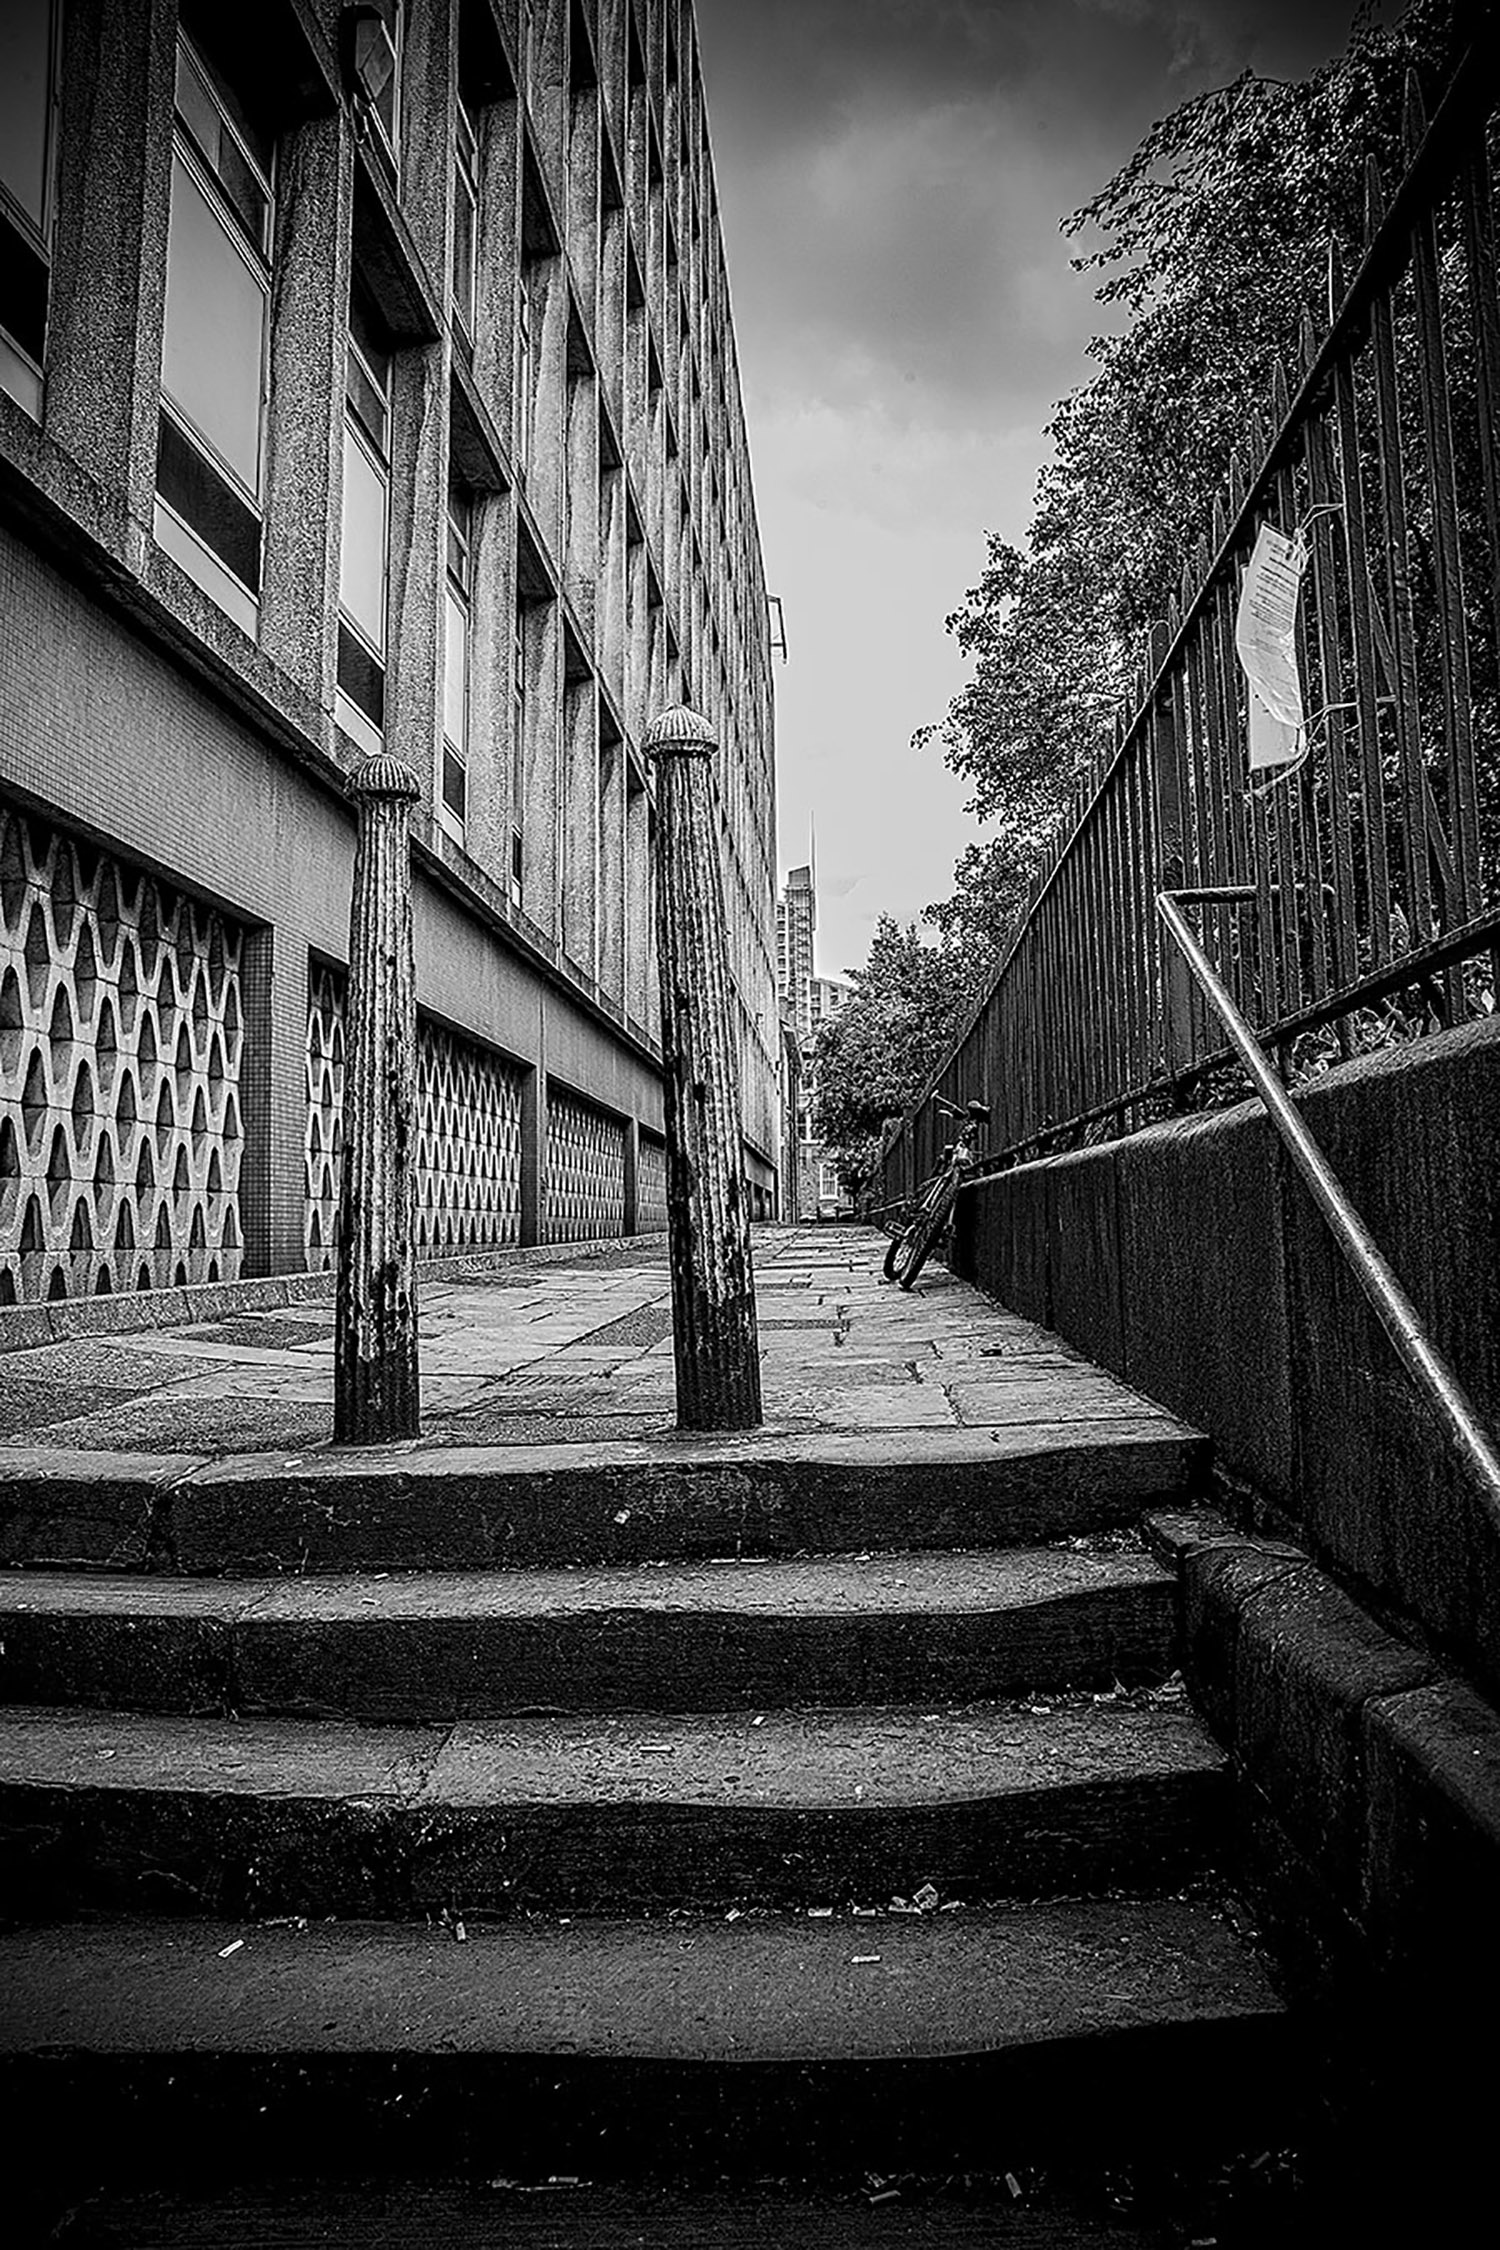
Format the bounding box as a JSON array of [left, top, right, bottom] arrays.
[[882, 28, 1500, 1206]]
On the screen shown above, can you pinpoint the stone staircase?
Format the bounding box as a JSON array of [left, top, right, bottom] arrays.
[[0, 1244, 1308, 2244]]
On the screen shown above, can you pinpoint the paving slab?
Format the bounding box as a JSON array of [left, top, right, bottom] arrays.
[[0, 1227, 1187, 1449]]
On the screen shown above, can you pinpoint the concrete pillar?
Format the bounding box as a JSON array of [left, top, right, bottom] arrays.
[[623, 1112, 640, 1236], [520, 995, 548, 1251], [259, 111, 351, 711], [645, 702, 761, 1431], [47, 0, 176, 529], [334, 755, 421, 1443]]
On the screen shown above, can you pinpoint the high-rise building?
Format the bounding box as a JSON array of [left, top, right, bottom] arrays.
[[0, 0, 780, 1304], [775, 861, 815, 1046], [774, 863, 852, 1217]]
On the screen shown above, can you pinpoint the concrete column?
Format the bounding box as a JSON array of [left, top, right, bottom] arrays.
[[259, 112, 351, 710], [47, 0, 176, 530], [623, 1111, 640, 1237], [519, 1053, 546, 1248], [645, 703, 761, 1431], [334, 755, 422, 1443], [598, 716, 626, 1008]]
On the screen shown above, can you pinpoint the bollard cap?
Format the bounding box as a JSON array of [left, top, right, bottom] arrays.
[[643, 704, 717, 760], [350, 753, 422, 802]]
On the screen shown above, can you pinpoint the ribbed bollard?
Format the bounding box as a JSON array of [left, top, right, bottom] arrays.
[[334, 753, 422, 1444], [644, 704, 762, 1430]]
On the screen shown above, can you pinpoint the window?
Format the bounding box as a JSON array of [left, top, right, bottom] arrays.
[[0, 0, 58, 416], [510, 597, 526, 906], [154, 31, 274, 630], [336, 282, 392, 753], [452, 94, 479, 354], [441, 486, 472, 836], [515, 265, 536, 471], [350, 0, 403, 177]]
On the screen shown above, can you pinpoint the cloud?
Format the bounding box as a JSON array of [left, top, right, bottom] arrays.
[[701, 0, 1364, 432], [692, 0, 1367, 965]]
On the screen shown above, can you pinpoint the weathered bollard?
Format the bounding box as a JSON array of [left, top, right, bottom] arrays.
[[334, 753, 422, 1443], [644, 704, 762, 1430]]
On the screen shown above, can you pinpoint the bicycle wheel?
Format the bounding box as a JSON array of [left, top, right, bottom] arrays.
[[883, 1221, 920, 1283], [895, 1178, 958, 1291], [882, 1176, 944, 1281]]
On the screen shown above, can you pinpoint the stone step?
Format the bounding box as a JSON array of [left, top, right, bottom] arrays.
[[0, 1422, 1209, 1574], [0, 1547, 1177, 1720], [0, 1696, 1225, 1918], [37, 2182, 1204, 2250], [0, 1900, 1295, 2188]]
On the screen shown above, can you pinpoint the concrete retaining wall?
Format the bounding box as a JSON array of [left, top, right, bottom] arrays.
[[954, 1016, 1500, 1704], [1147, 1507, 1500, 2106]]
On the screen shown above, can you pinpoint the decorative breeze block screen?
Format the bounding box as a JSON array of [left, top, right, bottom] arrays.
[[303, 963, 344, 1272], [304, 967, 524, 1268], [0, 802, 246, 1302], [415, 1018, 524, 1253], [637, 1128, 668, 1233], [544, 1084, 627, 1241]]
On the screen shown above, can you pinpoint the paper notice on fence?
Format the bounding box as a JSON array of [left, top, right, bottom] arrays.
[[1236, 522, 1307, 771]]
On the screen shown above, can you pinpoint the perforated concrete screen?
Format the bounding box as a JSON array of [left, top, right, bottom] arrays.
[[0, 804, 245, 1302], [304, 966, 525, 1270], [637, 1128, 668, 1235], [544, 1085, 628, 1243], [415, 1020, 524, 1254]]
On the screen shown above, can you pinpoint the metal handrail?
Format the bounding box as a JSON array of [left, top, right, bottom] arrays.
[[1158, 888, 1500, 1536]]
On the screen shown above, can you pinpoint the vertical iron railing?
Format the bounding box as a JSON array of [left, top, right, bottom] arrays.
[[884, 30, 1500, 1203]]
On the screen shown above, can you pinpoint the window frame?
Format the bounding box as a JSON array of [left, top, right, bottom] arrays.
[[153, 28, 276, 629], [335, 292, 394, 754], [0, 0, 61, 417], [510, 596, 527, 908], [451, 92, 480, 355], [354, 0, 404, 181], [439, 484, 474, 841], [515, 263, 537, 473]]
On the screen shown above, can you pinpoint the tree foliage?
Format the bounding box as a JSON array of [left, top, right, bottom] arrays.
[[919, 0, 1469, 954], [809, 917, 984, 1197]]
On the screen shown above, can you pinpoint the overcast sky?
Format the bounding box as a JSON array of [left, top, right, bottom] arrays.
[[693, 0, 1375, 977]]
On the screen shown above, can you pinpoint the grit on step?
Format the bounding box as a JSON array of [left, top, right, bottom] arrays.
[[41, 2182, 1195, 2250], [0, 1695, 1225, 1914], [0, 1546, 1178, 1716], [0, 1902, 1294, 2182]]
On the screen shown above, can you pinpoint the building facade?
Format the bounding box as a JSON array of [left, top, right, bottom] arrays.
[[0, 0, 780, 1304], [774, 862, 851, 1219], [775, 860, 814, 1050]]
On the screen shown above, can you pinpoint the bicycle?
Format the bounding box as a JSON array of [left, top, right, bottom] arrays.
[[880, 1097, 991, 1290]]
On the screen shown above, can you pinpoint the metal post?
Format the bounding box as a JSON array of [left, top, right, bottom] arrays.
[[644, 703, 762, 1430], [334, 754, 422, 1444]]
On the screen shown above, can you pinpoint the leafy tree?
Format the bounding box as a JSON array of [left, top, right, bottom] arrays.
[[810, 916, 985, 1197], [919, 0, 1469, 953]]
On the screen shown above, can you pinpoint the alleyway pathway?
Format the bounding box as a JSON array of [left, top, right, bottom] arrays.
[[0, 1225, 1190, 1475]]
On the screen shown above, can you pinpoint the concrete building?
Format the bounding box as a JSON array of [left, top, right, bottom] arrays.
[[774, 863, 852, 1219], [775, 860, 814, 1050], [0, 0, 780, 1304]]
